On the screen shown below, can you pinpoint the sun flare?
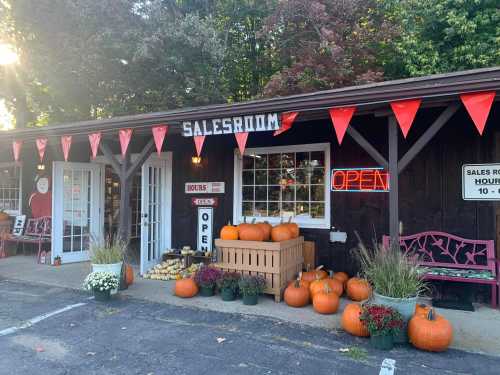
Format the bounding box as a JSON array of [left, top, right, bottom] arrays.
[[0, 99, 15, 130], [0, 43, 19, 66]]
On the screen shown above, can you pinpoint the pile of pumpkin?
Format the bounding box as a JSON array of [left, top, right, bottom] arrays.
[[283, 267, 372, 314], [220, 218, 299, 242]]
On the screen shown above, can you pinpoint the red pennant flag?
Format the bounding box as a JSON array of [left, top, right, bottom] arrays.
[[329, 107, 356, 145], [460, 91, 496, 135], [12, 140, 22, 162], [61, 135, 72, 162], [390, 99, 422, 138], [36, 137, 48, 163], [194, 136, 205, 157], [235, 132, 249, 155], [152, 125, 168, 156], [88, 132, 101, 159], [274, 112, 299, 136], [119, 128, 133, 158]]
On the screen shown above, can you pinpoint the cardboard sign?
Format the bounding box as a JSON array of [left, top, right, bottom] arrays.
[[185, 182, 225, 194], [462, 163, 500, 200], [331, 167, 389, 192], [191, 197, 218, 207], [197, 207, 213, 252]]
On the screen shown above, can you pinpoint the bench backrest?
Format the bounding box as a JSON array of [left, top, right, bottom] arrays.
[[382, 231, 495, 273], [24, 216, 51, 238]]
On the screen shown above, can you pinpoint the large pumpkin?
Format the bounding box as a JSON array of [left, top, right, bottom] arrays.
[[302, 266, 328, 283], [271, 224, 293, 242], [341, 303, 369, 337], [284, 279, 310, 307], [282, 217, 299, 238], [346, 277, 372, 302], [310, 277, 343, 298], [125, 264, 134, 286], [220, 222, 239, 240], [332, 271, 349, 285], [174, 278, 199, 298], [255, 222, 272, 241], [408, 309, 453, 352], [312, 285, 340, 314], [239, 222, 265, 241]]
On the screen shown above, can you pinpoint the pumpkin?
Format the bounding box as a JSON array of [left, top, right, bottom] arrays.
[[220, 222, 239, 240], [282, 217, 299, 238], [238, 219, 265, 241], [341, 303, 369, 337], [289, 272, 310, 289], [415, 303, 431, 316], [0, 211, 9, 221], [125, 264, 134, 286], [174, 277, 199, 298], [301, 266, 328, 283], [284, 278, 310, 307], [255, 221, 272, 241], [332, 271, 349, 285], [312, 285, 340, 314], [271, 224, 293, 242], [346, 277, 372, 302], [310, 277, 343, 298], [408, 309, 453, 352]]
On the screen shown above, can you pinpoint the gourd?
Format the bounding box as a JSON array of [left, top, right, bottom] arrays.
[[301, 266, 328, 283], [255, 221, 272, 241], [174, 278, 199, 298], [220, 222, 239, 240], [312, 285, 340, 314], [309, 277, 343, 298], [284, 278, 310, 307], [271, 224, 292, 242], [282, 217, 299, 238], [346, 277, 372, 302], [341, 303, 369, 337], [408, 308, 453, 352], [125, 264, 134, 286]]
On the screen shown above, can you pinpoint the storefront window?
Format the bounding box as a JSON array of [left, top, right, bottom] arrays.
[[234, 144, 330, 229], [0, 163, 22, 215]]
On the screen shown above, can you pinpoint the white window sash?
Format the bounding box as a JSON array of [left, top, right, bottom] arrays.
[[0, 162, 22, 216]]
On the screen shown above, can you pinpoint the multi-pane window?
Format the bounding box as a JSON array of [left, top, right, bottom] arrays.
[[235, 144, 330, 229], [0, 163, 22, 215]]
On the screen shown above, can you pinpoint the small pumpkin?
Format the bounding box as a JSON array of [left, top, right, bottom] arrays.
[[282, 217, 299, 238], [289, 272, 310, 289], [309, 277, 343, 298], [408, 308, 453, 352], [0, 211, 9, 221], [312, 285, 340, 314], [125, 264, 134, 286], [271, 224, 293, 242], [255, 221, 272, 241], [220, 222, 239, 240], [346, 277, 372, 302], [414, 303, 431, 316], [301, 266, 328, 283], [174, 277, 199, 298], [332, 271, 349, 285], [341, 303, 369, 337], [284, 278, 310, 307]]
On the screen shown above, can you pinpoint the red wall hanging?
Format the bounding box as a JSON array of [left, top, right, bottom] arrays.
[[12, 140, 22, 162], [36, 137, 48, 163], [194, 135, 206, 157], [152, 125, 169, 156], [88, 132, 102, 159], [329, 107, 356, 145], [61, 135, 72, 162], [235, 132, 249, 155], [460, 91, 496, 135], [274, 112, 299, 136], [119, 128, 133, 158], [390, 99, 422, 138]]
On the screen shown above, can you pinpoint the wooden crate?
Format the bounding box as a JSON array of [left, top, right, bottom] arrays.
[[214, 237, 304, 302], [303, 241, 316, 270]]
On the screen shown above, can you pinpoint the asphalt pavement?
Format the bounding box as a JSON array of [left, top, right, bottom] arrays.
[[0, 279, 499, 375]]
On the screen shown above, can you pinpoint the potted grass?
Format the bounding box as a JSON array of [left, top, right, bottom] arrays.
[[360, 304, 403, 350], [355, 238, 427, 343], [238, 275, 266, 305], [217, 272, 240, 301], [90, 236, 125, 294], [83, 271, 119, 302], [194, 266, 222, 296]]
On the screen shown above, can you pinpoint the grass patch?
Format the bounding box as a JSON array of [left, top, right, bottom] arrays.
[[340, 346, 368, 362]]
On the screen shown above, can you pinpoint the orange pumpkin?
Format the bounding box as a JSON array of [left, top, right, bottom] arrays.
[[0, 211, 9, 221], [220, 222, 239, 240], [271, 224, 293, 242], [302, 266, 328, 283], [282, 217, 299, 238], [408, 309, 453, 352], [174, 278, 199, 298], [125, 264, 134, 286], [310, 277, 343, 298], [341, 303, 369, 337], [312, 285, 340, 314], [414, 303, 431, 316], [346, 277, 372, 302], [238, 220, 265, 241], [284, 279, 310, 307], [255, 222, 272, 241], [289, 272, 310, 289], [332, 271, 349, 285]]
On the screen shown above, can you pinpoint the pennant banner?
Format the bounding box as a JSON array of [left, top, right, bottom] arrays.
[[88, 132, 102, 159], [152, 125, 168, 156], [390, 99, 422, 138], [460, 91, 496, 135], [274, 112, 299, 136], [12, 140, 22, 162], [235, 132, 249, 155], [329, 106, 356, 145], [36, 137, 48, 163], [61, 135, 72, 162], [194, 135, 206, 157], [119, 128, 133, 158]]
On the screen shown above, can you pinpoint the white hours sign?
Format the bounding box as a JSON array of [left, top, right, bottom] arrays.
[[462, 164, 500, 200]]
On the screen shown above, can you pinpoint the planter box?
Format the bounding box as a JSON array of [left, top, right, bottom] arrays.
[[214, 237, 304, 302]]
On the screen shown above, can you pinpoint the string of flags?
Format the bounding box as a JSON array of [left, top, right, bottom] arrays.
[[10, 91, 496, 162]]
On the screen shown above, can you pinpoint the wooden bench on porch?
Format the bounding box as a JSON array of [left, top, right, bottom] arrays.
[[383, 231, 499, 308], [2, 216, 52, 264]]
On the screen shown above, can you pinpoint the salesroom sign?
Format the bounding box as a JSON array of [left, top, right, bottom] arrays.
[[331, 167, 389, 192], [185, 182, 225, 194], [182, 113, 280, 137], [462, 163, 500, 200]]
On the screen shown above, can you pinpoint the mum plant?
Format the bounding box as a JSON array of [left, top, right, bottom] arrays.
[[238, 275, 266, 297], [83, 271, 119, 293], [194, 266, 223, 288], [360, 304, 403, 337], [216, 271, 241, 293]]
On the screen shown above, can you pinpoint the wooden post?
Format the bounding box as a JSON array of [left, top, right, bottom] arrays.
[[388, 116, 399, 242], [118, 151, 131, 243]]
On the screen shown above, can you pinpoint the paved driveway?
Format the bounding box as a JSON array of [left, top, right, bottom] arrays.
[[0, 279, 499, 375]]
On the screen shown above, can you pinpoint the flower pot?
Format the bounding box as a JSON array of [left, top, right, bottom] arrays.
[[92, 262, 122, 295], [372, 292, 417, 344], [242, 294, 258, 305], [220, 288, 236, 301], [370, 333, 394, 350], [93, 289, 111, 302], [199, 285, 215, 297]]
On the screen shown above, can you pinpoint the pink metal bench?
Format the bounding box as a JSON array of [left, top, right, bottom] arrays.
[[382, 231, 498, 308]]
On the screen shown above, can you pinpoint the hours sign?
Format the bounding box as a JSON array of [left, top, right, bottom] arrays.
[[462, 164, 500, 200]]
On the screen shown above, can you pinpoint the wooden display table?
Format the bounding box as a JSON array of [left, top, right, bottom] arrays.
[[214, 237, 304, 302]]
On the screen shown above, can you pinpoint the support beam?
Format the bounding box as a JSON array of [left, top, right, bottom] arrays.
[[99, 141, 122, 175], [388, 116, 399, 242], [125, 138, 155, 180], [398, 103, 459, 174], [118, 152, 131, 243], [346, 126, 389, 169]]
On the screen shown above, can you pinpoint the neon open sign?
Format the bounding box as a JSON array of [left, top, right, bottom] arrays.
[[331, 168, 390, 192]]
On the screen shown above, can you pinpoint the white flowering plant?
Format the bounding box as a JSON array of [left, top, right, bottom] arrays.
[[83, 271, 119, 292]]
